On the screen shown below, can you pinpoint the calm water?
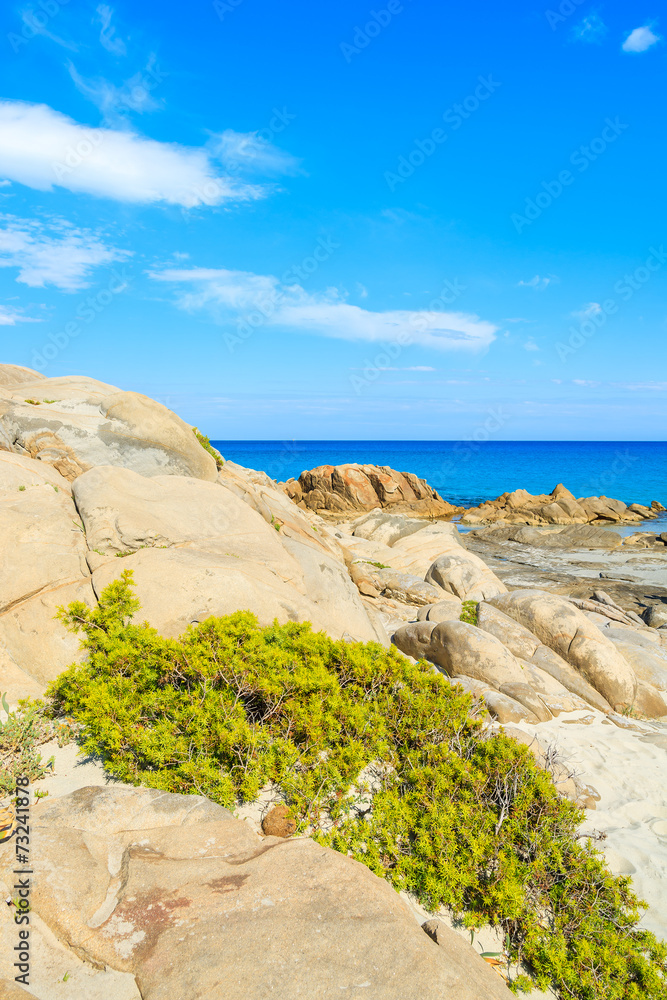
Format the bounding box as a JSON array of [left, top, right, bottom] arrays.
[[213, 440, 667, 510]]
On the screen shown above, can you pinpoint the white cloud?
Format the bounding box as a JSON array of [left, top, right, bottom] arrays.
[[622, 25, 661, 52], [572, 13, 608, 43], [0, 100, 264, 208], [212, 130, 301, 177], [0, 215, 130, 290], [96, 4, 127, 56], [517, 275, 557, 290], [149, 267, 499, 351], [0, 304, 41, 325], [572, 301, 603, 320], [523, 340, 539, 351]]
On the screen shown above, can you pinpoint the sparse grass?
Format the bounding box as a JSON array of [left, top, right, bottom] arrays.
[[46, 572, 667, 1000], [460, 600, 479, 625], [17, 485, 26, 491], [24, 399, 40, 405], [193, 428, 224, 469], [0, 694, 77, 797]]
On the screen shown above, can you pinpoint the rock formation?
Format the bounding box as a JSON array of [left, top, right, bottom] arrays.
[[461, 483, 659, 526], [0, 787, 514, 1000], [283, 463, 462, 517]]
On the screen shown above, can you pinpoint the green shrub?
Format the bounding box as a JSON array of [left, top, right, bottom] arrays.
[[460, 600, 479, 625], [192, 427, 224, 469], [48, 573, 667, 998]]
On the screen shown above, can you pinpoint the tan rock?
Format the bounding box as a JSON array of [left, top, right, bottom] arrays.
[[0, 486, 88, 613], [490, 590, 637, 712], [416, 595, 464, 622], [0, 451, 72, 493], [2, 786, 515, 1000], [0, 376, 217, 481], [427, 621, 528, 687], [391, 621, 437, 661], [261, 805, 296, 838]]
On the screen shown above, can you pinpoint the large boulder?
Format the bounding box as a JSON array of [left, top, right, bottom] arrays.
[[0, 786, 514, 1000], [0, 375, 217, 481], [477, 602, 611, 712], [489, 590, 637, 711], [426, 620, 529, 687], [284, 463, 462, 518], [425, 551, 506, 602]]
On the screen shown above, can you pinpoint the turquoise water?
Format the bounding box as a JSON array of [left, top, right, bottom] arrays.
[[212, 440, 667, 510]]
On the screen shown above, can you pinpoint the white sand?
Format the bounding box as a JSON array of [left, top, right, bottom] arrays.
[[509, 710, 667, 940]]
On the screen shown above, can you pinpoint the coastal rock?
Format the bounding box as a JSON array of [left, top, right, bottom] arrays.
[[0, 483, 88, 613], [644, 604, 667, 628], [284, 463, 462, 518], [489, 590, 637, 712], [1, 786, 515, 1000], [391, 621, 437, 661], [461, 483, 654, 527], [0, 374, 217, 482], [371, 569, 444, 606], [416, 596, 464, 622], [453, 676, 540, 724], [427, 620, 528, 687], [425, 551, 506, 601]]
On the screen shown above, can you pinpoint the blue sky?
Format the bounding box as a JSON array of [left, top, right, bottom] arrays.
[[0, 0, 664, 439]]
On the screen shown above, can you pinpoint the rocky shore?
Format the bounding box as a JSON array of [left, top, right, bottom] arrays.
[[0, 364, 666, 999]]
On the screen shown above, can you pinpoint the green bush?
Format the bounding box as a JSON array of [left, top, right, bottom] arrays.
[[192, 427, 224, 469], [48, 572, 667, 998]]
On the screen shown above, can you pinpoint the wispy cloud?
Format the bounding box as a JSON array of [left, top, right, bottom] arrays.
[[96, 4, 127, 56], [149, 266, 498, 352], [67, 58, 163, 125], [622, 25, 661, 52], [572, 12, 608, 43], [0, 304, 42, 325], [212, 130, 301, 177], [0, 100, 265, 208], [523, 340, 539, 351], [0, 215, 130, 290], [517, 275, 558, 290], [18, 7, 78, 50], [572, 301, 603, 320]]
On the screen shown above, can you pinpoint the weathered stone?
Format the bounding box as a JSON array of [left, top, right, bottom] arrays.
[[645, 605, 667, 628], [372, 569, 443, 606], [460, 483, 654, 528], [416, 596, 464, 622], [427, 621, 528, 687], [0, 376, 217, 481], [0, 450, 72, 493], [391, 621, 437, 661], [498, 682, 552, 721], [1, 787, 515, 1000], [425, 551, 507, 602], [0, 485, 88, 613], [285, 463, 462, 518]]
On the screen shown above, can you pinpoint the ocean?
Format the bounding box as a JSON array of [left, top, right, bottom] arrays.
[[212, 440, 667, 511]]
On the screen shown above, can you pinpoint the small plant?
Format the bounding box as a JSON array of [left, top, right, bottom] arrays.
[[24, 399, 40, 405], [270, 516, 282, 532], [0, 694, 76, 796], [460, 600, 478, 625], [34, 788, 48, 799], [62, 972, 70, 982], [115, 550, 135, 558], [367, 561, 389, 569], [17, 485, 26, 491], [43, 399, 56, 404], [192, 428, 224, 469], [52, 485, 59, 492]]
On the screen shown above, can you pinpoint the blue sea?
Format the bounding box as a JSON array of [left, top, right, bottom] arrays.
[[212, 440, 667, 512]]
